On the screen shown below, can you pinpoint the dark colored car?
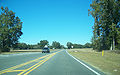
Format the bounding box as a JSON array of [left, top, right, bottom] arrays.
[[42, 47, 50, 53]]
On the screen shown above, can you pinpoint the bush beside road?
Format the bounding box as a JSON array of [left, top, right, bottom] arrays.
[[68, 48, 120, 75]]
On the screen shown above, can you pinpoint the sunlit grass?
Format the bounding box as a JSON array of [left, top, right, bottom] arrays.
[[68, 49, 120, 75]]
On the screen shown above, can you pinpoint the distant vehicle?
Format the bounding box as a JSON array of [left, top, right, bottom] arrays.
[[42, 47, 50, 53]]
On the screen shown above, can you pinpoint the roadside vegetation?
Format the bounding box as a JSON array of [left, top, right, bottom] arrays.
[[68, 48, 120, 75], [89, 0, 120, 51], [67, 42, 92, 49], [0, 7, 23, 53], [12, 40, 67, 50]]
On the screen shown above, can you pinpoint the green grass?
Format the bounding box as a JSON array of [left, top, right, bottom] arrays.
[[68, 48, 120, 75]]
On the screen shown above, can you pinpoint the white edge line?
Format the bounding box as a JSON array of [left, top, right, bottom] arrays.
[[66, 50, 101, 75]]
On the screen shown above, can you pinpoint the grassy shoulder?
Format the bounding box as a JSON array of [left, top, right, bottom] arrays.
[[68, 48, 120, 75], [0, 49, 58, 55]]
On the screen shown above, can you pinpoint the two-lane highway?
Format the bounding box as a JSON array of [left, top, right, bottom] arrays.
[[0, 50, 104, 75]]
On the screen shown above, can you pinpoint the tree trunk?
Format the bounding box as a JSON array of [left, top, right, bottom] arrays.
[[113, 37, 115, 50], [110, 43, 112, 50], [0, 49, 1, 54], [111, 37, 115, 50]]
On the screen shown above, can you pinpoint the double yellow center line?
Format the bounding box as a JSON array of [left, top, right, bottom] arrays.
[[0, 51, 61, 75]]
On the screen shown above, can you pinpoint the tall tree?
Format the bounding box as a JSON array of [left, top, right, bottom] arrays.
[[0, 7, 23, 52], [84, 43, 92, 48], [38, 40, 49, 49], [89, 0, 120, 51], [66, 42, 73, 49], [73, 44, 83, 48], [52, 41, 61, 49]]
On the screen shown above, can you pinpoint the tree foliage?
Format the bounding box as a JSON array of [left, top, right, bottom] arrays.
[[66, 42, 92, 49], [73, 44, 83, 48], [84, 43, 92, 48], [89, 0, 120, 51], [13, 43, 34, 50], [52, 41, 62, 49], [0, 7, 23, 52], [38, 40, 49, 49], [67, 42, 73, 49]]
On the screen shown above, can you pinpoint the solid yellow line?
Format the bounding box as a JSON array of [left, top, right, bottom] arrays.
[[6, 70, 26, 72], [17, 59, 46, 75], [0, 70, 26, 74], [0, 55, 47, 72], [0, 50, 61, 75], [0, 54, 50, 74], [24, 54, 55, 75], [18, 54, 54, 75]]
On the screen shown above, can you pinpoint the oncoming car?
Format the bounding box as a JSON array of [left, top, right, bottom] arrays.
[[42, 47, 50, 53]]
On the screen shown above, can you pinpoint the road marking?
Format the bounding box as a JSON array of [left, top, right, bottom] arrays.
[[0, 51, 61, 75], [24, 54, 56, 75], [6, 70, 26, 72], [18, 53, 56, 75], [0, 54, 50, 74], [66, 50, 101, 75]]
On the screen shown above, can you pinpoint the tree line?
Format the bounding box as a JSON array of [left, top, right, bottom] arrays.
[[89, 0, 120, 51], [67, 42, 92, 49], [13, 40, 92, 50], [13, 40, 65, 50]]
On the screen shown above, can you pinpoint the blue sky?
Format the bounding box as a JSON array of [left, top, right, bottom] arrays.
[[0, 0, 94, 46]]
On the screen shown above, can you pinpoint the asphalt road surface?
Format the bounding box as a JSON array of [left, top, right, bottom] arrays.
[[0, 50, 105, 75]]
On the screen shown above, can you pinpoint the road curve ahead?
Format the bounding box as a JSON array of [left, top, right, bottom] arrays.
[[0, 50, 104, 75]]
